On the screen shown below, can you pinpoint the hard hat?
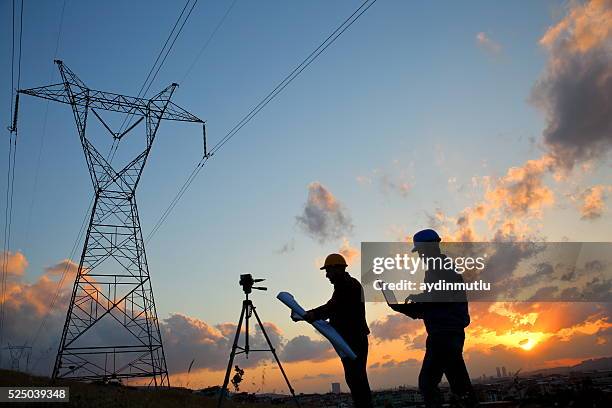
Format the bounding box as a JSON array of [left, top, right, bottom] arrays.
[[320, 253, 348, 270], [411, 229, 441, 252]]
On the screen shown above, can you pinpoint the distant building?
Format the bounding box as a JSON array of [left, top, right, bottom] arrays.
[[496, 367, 501, 378], [502, 366, 507, 377], [331, 383, 341, 394]]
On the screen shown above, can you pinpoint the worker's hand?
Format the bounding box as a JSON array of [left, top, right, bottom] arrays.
[[391, 303, 424, 320], [302, 310, 316, 323], [290, 311, 303, 322], [389, 303, 401, 312]]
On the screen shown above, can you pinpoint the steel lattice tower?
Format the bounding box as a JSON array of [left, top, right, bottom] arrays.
[[18, 60, 205, 386]]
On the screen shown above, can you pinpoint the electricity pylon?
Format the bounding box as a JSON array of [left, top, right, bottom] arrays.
[[18, 60, 205, 386], [2, 343, 31, 372]]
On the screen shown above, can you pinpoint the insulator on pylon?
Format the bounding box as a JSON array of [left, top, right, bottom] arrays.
[[203, 122, 208, 158]]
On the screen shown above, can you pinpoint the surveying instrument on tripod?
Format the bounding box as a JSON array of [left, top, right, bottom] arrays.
[[217, 274, 300, 407]]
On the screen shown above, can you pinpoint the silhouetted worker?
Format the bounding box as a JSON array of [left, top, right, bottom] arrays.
[[390, 229, 477, 408], [302, 253, 373, 408]]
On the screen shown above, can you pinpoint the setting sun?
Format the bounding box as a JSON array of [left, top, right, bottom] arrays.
[[520, 338, 537, 351]]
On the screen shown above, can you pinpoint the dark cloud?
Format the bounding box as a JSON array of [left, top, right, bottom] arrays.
[[506, 262, 555, 296], [580, 277, 612, 301], [531, 1, 612, 170], [407, 333, 427, 350], [536, 329, 612, 363], [369, 314, 421, 342], [527, 286, 559, 301], [280, 335, 334, 363], [478, 242, 543, 285], [161, 314, 229, 372], [165, 319, 285, 372], [378, 358, 419, 369], [296, 182, 353, 243]]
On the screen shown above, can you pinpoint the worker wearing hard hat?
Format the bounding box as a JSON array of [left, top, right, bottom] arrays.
[[390, 229, 476, 408], [302, 253, 373, 408]]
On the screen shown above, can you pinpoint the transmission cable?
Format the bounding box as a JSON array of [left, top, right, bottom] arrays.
[[180, 0, 238, 84], [116, 0, 191, 134], [21, 0, 84, 355], [23, 0, 67, 257], [1, 0, 24, 359], [146, 0, 378, 242], [118, 0, 199, 134]]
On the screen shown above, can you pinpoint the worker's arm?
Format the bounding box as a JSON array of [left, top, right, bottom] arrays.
[[389, 302, 425, 319], [406, 292, 430, 303], [405, 269, 434, 303], [305, 286, 344, 322], [305, 299, 333, 322]]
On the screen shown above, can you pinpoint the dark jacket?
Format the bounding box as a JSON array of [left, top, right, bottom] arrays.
[[309, 272, 370, 343], [396, 255, 470, 334]]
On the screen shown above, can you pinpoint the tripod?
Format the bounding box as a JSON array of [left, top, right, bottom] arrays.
[[218, 275, 300, 407]]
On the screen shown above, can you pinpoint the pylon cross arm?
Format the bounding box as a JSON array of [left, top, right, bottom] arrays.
[[19, 86, 203, 123]]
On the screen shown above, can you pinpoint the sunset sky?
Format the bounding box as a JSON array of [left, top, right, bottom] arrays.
[[1, 0, 611, 394]]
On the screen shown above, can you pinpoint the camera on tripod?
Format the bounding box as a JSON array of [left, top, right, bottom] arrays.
[[219, 274, 299, 407], [239, 274, 267, 294]]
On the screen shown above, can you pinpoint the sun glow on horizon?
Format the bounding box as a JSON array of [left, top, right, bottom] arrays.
[[468, 328, 548, 352], [519, 338, 537, 351]]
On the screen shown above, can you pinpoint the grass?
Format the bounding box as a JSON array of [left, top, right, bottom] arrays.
[[0, 369, 286, 407]]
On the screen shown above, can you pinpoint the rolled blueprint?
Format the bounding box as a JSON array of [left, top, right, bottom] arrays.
[[277, 291, 357, 360]]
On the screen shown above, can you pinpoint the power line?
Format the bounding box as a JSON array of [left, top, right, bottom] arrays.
[[209, 0, 377, 156], [116, 0, 191, 134], [23, 0, 67, 256], [143, 0, 198, 97], [180, 0, 238, 84], [1, 0, 25, 363], [22, 0, 75, 355], [146, 0, 378, 242], [1, 0, 17, 360], [8, 0, 15, 126], [118, 0, 199, 134], [16, 0, 24, 90]]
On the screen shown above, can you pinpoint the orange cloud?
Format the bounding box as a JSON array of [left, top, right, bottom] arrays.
[[2, 250, 28, 277], [578, 185, 611, 219], [431, 154, 557, 242], [484, 155, 556, 217], [540, 0, 612, 53], [338, 237, 359, 266], [368, 300, 611, 383], [2, 257, 78, 316]]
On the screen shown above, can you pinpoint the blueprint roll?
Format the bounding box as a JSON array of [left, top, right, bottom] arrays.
[[277, 292, 357, 360]]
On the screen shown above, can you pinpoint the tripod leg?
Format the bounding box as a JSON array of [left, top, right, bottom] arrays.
[[252, 307, 301, 408], [218, 302, 246, 408]]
